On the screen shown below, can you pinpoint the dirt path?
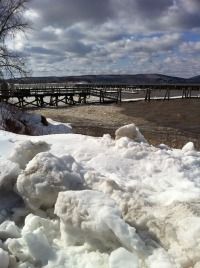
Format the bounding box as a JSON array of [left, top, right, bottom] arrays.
[[29, 99, 200, 149]]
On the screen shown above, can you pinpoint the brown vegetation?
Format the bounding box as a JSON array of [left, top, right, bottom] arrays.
[[30, 99, 200, 150]]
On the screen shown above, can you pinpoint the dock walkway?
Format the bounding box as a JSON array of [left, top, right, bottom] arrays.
[[0, 83, 199, 108]]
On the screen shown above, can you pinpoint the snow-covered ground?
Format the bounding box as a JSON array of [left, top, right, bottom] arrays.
[[0, 121, 200, 268]]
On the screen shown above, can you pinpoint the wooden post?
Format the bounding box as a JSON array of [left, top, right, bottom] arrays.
[[55, 96, 58, 107], [145, 88, 151, 101], [164, 88, 170, 101], [168, 89, 170, 100], [40, 96, 44, 107], [78, 94, 81, 103], [118, 88, 122, 103], [102, 91, 104, 103], [50, 96, 54, 106], [189, 87, 192, 98], [36, 96, 39, 107], [145, 88, 148, 101], [83, 93, 86, 104], [100, 90, 102, 103], [148, 88, 151, 102], [182, 88, 185, 98]]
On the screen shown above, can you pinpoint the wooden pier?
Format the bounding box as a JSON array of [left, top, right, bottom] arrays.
[[0, 83, 199, 108], [0, 84, 122, 108]]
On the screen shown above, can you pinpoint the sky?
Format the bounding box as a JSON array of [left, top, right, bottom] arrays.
[[8, 0, 200, 78]]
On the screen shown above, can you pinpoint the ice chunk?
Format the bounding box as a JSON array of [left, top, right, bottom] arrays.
[[7, 213, 109, 268], [6, 237, 29, 262], [6, 214, 59, 265], [23, 228, 55, 266], [0, 159, 20, 190], [9, 140, 50, 169], [0, 221, 21, 240], [7, 228, 54, 266], [55, 190, 145, 254], [16, 152, 83, 209], [109, 247, 139, 268], [115, 124, 147, 143], [182, 142, 195, 152]]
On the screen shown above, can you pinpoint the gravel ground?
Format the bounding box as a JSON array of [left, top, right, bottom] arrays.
[[29, 99, 200, 149]]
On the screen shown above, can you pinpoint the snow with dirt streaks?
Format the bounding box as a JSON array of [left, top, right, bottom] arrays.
[[0, 123, 199, 267]]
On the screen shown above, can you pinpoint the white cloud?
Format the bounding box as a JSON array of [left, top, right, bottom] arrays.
[[180, 41, 200, 53], [24, 9, 40, 20], [18, 0, 200, 77]]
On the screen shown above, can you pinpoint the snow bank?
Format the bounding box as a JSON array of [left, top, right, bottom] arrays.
[[0, 122, 199, 267]]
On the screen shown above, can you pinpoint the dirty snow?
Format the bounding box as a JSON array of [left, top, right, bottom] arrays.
[[0, 121, 199, 268]]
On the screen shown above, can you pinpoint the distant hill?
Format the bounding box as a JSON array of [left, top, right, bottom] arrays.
[[8, 73, 199, 85], [65, 74, 187, 84], [187, 75, 200, 84]]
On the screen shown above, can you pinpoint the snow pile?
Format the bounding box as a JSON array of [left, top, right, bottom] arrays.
[[0, 102, 72, 135], [0, 123, 199, 267]]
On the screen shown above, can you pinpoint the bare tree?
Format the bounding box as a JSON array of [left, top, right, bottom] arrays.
[[0, 0, 29, 78]]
